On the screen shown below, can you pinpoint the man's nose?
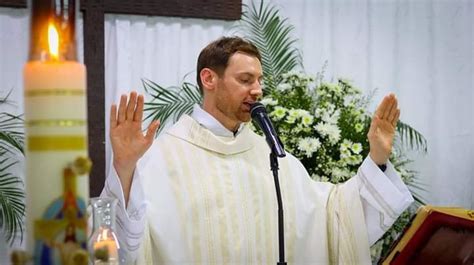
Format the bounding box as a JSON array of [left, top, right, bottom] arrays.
[[250, 81, 263, 98]]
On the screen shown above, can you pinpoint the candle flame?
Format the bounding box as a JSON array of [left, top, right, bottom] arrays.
[[101, 228, 108, 240], [48, 23, 59, 60]]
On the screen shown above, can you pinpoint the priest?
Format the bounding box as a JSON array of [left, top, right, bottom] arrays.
[[102, 36, 414, 264]]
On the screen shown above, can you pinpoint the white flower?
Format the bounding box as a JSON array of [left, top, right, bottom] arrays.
[[322, 109, 340, 124], [288, 109, 300, 118], [314, 107, 324, 118], [340, 139, 352, 152], [349, 108, 363, 119], [292, 124, 304, 134], [312, 174, 329, 182], [354, 123, 364, 133], [340, 149, 351, 159], [331, 167, 350, 181], [286, 70, 299, 77], [260, 97, 278, 106], [301, 113, 314, 127], [297, 137, 321, 157], [295, 109, 310, 117], [285, 109, 313, 125], [325, 82, 343, 95], [326, 103, 336, 114], [270, 106, 287, 120], [346, 154, 363, 165], [276, 83, 292, 91], [351, 143, 362, 154], [315, 122, 341, 144], [286, 109, 300, 124], [286, 115, 297, 124]]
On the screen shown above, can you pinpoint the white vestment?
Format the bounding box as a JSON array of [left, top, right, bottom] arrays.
[[102, 106, 413, 265]]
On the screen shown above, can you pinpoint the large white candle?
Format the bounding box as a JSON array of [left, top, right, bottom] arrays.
[[23, 1, 90, 264]]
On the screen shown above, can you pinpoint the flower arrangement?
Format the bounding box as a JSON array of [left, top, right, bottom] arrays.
[[259, 71, 369, 183], [252, 70, 423, 261]]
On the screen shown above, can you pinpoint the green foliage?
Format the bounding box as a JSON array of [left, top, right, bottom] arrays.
[[0, 113, 24, 155], [239, 1, 302, 93], [397, 121, 428, 152], [143, 79, 201, 135], [0, 151, 24, 246], [0, 98, 25, 246]]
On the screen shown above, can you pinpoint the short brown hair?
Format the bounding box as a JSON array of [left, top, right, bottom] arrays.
[[196, 36, 261, 94]]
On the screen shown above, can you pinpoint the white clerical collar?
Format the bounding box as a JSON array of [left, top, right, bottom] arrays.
[[190, 104, 245, 138]]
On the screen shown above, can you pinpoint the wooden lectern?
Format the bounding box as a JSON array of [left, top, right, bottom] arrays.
[[381, 205, 474, 265]]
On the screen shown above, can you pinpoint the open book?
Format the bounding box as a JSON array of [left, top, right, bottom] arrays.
[[381, 205, 474, 265]]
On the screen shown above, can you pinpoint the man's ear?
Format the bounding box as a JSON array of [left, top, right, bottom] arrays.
[[200, 68, 217, 93]]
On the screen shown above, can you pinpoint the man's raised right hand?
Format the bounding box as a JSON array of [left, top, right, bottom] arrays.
[[110, 92, 160, 205]]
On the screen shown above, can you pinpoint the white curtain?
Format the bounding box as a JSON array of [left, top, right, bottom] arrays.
[[0, 0, 473, 260], [104, 15, 234, 175], [271, 0, 474, 207]]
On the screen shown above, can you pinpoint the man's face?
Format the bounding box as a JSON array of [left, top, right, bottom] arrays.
[[214, 52, 263, 129]]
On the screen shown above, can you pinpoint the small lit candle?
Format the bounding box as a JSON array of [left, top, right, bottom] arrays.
[[93, 228, 120, 264]]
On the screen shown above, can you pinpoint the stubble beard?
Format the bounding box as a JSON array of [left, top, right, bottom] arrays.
[[216, 100, 251, 127]]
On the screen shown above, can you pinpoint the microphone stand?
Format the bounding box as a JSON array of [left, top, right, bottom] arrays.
[[270, 152, 287, 265]]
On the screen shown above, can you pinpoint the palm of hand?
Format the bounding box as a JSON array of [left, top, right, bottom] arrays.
[[368, 94, 400, 165], [111, 119, 150, 163], [110, 92, 160, 167]]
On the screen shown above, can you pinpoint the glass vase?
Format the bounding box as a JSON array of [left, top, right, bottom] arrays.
[[89, 197, 120, 265]]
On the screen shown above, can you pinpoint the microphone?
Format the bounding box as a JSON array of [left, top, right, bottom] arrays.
[[250, 102, 286, 157]]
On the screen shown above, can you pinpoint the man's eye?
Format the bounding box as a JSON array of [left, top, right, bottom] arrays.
[[241, 79, 251, 84]]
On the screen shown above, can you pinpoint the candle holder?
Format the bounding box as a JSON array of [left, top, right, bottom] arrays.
[[89, 197, 120, 265], [28, 0, 78, 61], [20, 0, 91, 264]]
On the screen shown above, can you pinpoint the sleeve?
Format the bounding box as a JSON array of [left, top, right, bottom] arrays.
[[100, 165, 147, 263], [356, 156, 414, 245]]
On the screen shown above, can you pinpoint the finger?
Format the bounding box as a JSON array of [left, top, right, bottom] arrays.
[[375, 95, 390, 119], [381, 94, 396, 120], [391, 109, 400, 127], [134, 94, 144, 122], [110, 104, 118, 129], [126, 91, 138, 121], [117, 94, 127, 123], [385, 96, 398, 121], [387, 103, 398, 124], [368, 115, 379, 138], [145, 120, 160, 143]]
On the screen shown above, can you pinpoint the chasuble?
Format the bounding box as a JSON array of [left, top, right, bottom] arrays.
[[102, 107, 413, 265]]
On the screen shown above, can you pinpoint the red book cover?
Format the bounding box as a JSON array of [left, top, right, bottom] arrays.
[[381, 206, 474, 265]]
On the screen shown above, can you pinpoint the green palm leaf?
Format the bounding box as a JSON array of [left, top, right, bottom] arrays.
[[143, 78, 202, 135], [238, 1, 303, 93], [0, 112, 24, 155], [0, 93, 25, 246], [0, 152, 25, 246], [397, 121, 428, 153]]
